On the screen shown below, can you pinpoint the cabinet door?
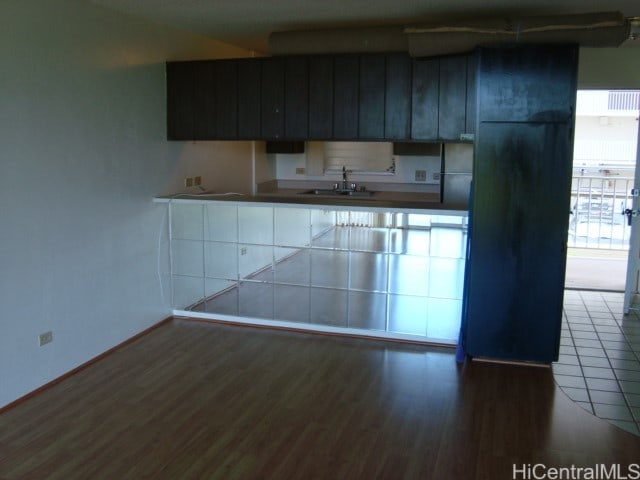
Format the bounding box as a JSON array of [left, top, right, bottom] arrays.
[[465, 122, 573, 362], [385, 53, 411, 139], [309, 56, 333, 139], [214, 60, 238, 139], [261, 58, 285, 139], [166, 62, 195, 140], [192, 61, 216, 140], [237, 59, 261, 139], [358, 54, 385, 139], [285, 57, 309, 139], [411, 58, 439, 140], [438, 55, 467, 141], [333, 55, 359, 140]]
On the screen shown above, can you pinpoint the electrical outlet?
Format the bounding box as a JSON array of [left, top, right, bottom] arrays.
[[240, 247, 247, 255], [184, 177, 193, 187], [194, 176, 202, 186], [432, 172, 441, 181], [38, 331, 53, 347], [295, 167, 306, 175], [415, 170, 427, 182]]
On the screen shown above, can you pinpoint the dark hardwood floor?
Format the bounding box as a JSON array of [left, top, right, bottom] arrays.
[[1, 319, 639, 479]]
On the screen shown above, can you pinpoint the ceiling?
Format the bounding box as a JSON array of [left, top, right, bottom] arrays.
[[91, 0, 640, 53]]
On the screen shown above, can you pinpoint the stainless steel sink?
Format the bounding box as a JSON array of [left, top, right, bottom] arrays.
[[300, 189, 375, 197]]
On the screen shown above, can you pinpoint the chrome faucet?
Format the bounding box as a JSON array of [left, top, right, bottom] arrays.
[[336, 166, 360, 192]]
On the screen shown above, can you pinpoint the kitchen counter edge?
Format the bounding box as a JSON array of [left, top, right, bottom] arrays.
[[153, 192, 468, 216]]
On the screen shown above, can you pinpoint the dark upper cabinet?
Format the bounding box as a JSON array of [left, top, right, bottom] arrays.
[[385, 53, 412, 139], [266, 141, 305, 154], [237, 59, 261, 139], [214, 60, 238, 139], [333, 55, 359, 139], [439, 55, 468, 141], [308, 56, 334, 139], [167, 62, 195, 140], [261, 58, 285, 139], [167, 58, 272, 140], [167, 52, 474, 142], [284, 57, 309, 139], [412, 53, 475, 141], [358, 54, 385, 139], [188, 61, 238, 140], [411, 58, 439, 140], [192, 61, 216, 140]]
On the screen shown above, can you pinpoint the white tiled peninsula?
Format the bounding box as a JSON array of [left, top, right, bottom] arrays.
[[156, 197, 468, 345]]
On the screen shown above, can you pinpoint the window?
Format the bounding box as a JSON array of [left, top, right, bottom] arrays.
[[323, 142, 395, 174]]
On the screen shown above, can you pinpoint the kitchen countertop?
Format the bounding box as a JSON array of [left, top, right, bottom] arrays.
[[259, 187, 445, 205], [155, 189, 467, 214]]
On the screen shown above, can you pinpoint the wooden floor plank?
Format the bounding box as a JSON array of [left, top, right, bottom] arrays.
[[1, 319, 639, 479]]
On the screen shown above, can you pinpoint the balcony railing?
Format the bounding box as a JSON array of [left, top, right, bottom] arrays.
[[608, 91, 640, 111], [568, 175, 634, 250]]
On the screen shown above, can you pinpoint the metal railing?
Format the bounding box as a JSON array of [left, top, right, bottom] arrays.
[[568, 175, 633, 250]]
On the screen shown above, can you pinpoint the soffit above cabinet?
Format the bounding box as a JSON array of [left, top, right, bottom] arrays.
[[92, 0, 640, 53]]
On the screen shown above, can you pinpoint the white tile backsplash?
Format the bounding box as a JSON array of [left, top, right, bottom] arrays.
[[205, 242, 238, 280], [275, 207, 311, 247], [238, 205, 274, 245], [171, 204, 203, 241], [205, 204, 238, 243], [172, 239, 204, 277]]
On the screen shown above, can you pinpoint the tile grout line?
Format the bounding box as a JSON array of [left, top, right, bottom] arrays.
[[582, 291, 639, 432], [580, 291, 623, 424], [555, 291, 639, 434], [558, 295, 591, 410], [606, 293, 640, 428]]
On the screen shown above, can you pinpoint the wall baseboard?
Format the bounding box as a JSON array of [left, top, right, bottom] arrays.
[[471, 357, 551, 368], [174, 310, 457, 348], [0, 316, 173, 415]]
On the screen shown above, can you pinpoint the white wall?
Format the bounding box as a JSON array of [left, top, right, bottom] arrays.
[[254, 141, 276, 188], [162, 141, 255, 196], [0, 0, 250, 408]]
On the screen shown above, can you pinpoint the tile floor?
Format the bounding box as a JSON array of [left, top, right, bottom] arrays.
[[554, 290, 640, 435]]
